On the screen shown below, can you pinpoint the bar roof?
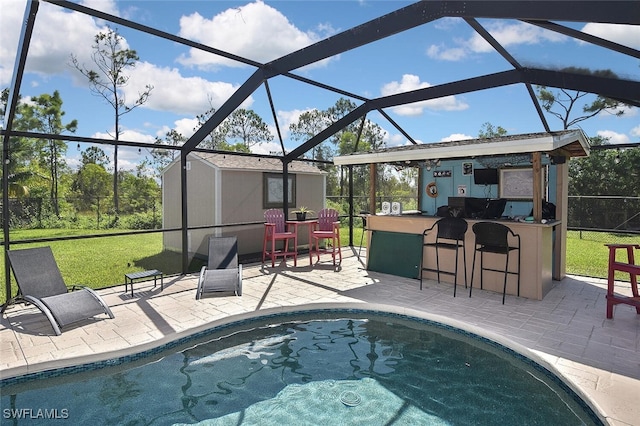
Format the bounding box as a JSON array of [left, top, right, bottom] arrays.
[[333, 130, 589, 166]]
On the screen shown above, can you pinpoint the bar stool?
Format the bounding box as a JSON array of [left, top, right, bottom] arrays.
[[262, 209, 297, 267], [420, 217, 468, 297], [605, 244, 640, 319], [358, 211, 370, 260], [470, 222, 521, 304], [310, 208, 342, 265]]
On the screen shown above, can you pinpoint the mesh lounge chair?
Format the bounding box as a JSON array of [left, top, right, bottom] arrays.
[[2, 246, 114, 335], [196, 236, 242, 299]]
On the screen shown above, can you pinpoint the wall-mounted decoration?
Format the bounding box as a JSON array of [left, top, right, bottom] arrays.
[[433, 170, 451, 177], [263, 173, 296, 208], [457, 185, 467, 196], [462, 162, 473, 175], [499, 168, 545, 199]]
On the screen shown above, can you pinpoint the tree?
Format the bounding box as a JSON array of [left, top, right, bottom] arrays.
[[119, 166, 160, 215], [478, 122, 507, 138], [569, 136, 639, 196], [81, 146, 110, 167], [536, 68, 625, 130], [70, 26, 153, 214], [72, 162, 111, 212], [21, 91, 77, 216], [151, 129, 184, 176], [225, 109, 273, 149], [194, 106, 229, 149]]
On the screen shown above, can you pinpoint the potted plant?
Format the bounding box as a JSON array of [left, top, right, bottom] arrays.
[[293, 206, 314, 221]]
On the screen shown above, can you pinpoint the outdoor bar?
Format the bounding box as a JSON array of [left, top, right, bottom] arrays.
[[334, 130, 590, 301]]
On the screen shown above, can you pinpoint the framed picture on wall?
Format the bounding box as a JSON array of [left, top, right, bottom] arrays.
[[462, 162, 473, 176], [263, 173, 296, 208], [499, 168, 545, 199]]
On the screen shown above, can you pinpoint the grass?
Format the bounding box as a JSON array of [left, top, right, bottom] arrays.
[[1, 230, 204, 303], [1, 228, 637, 303], [565, 230, 639, 281]]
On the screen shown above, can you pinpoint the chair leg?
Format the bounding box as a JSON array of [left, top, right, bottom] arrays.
[[435, 246, 441, 283], [470, 248, 477, 298], [479, 251, 484, 291], [420, 240, 425, 291], [453, 247, 458, 297], [502, 253, 509, 304], [516, 248, 521, 297], [262, 229, 268, 265], [271, 237, 277, 267], [462, 243, 468, 289], [358, 228, 365, 258], [293, 234, 298, 267]]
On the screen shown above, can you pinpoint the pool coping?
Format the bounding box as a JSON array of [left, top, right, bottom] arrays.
[[0, 302, 607, 425]]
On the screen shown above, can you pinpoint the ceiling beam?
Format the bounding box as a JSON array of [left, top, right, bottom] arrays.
[[523, 20, 640, 59]]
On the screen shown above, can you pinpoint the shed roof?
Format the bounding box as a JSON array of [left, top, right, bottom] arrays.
[[193, 153, 323, 174], [333, 130, 589, 166]]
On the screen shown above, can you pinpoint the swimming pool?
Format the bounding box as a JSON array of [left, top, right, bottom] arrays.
[[1, 309, 602, 425]]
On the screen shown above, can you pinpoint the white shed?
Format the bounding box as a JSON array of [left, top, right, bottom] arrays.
[[162, 153, 326, 259]]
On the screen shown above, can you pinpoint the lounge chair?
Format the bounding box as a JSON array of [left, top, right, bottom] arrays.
[[2, 246, 115, 335], [196, 236, 242, 299]]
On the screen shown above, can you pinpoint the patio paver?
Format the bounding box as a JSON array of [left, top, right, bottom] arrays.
[[0, 248, 638, 425]]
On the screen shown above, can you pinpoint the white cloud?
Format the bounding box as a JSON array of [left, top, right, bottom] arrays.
[[0, 0, 106, 85], [127, 62, 252, 116], [427, 21, 567, 61], [177, 1, 332, 69], [251, 141, 285, 156], [596, 130, 630, 145], [630, 125, 640, 137], [381, 74, 468, 116], [1, 1, 254, 120], [581, 23, 640, 49], [88, 129, 156, 171], [426, 45, 466, 61], [172, 118, 199, 139], [79, 0, 120, 17], [440, 133, 473, 142]]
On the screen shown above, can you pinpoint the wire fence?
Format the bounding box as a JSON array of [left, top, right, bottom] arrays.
[[1, 196, 162, 230], [2, 195, 638, 241]]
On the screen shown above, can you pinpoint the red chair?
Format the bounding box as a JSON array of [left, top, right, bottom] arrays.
[[605, 244, 640, 319], [310, 208, 341, 265], [262, 209, 297, 267]]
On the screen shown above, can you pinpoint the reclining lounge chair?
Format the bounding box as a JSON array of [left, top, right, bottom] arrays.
[[2, 246, 115, 335], [196, 236, 242, 299]]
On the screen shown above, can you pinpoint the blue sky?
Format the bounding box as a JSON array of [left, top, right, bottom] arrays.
[[2, 0, 639, 172]]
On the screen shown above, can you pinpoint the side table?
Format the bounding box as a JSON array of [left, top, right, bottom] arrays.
[[124, 269, 163, 297]]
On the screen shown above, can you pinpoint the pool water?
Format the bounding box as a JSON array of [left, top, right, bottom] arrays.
[[1, 310, 601, 425]]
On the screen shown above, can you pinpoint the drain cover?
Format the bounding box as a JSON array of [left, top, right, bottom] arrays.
[[339, 391, 362, 407]]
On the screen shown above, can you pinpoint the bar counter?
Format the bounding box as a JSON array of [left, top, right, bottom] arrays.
[[366, 213, 559, 300]]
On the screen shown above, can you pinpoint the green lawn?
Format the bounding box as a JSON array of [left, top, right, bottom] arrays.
[[565, 230, 639, 280], [0, 230, 204, 303], [1, 228, 637, 303]]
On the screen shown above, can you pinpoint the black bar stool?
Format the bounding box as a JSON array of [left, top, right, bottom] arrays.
[[420, 217, 468, 297], [358, 211, 370, 259], [470, 222, 521, 304]]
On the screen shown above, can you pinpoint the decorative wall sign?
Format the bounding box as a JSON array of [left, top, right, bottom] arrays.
[[263, 173, 296, 208], [457, 185, 467, 196], [499, 168, 545, 199], [433, 170, 451, 177], [462, 163, 473, 175]]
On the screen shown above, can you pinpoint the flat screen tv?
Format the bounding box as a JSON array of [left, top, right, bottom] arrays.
[[474, 168, 499, 185]]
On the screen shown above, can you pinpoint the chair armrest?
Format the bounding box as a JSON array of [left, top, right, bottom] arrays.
[[422, 222, 437, 236]]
